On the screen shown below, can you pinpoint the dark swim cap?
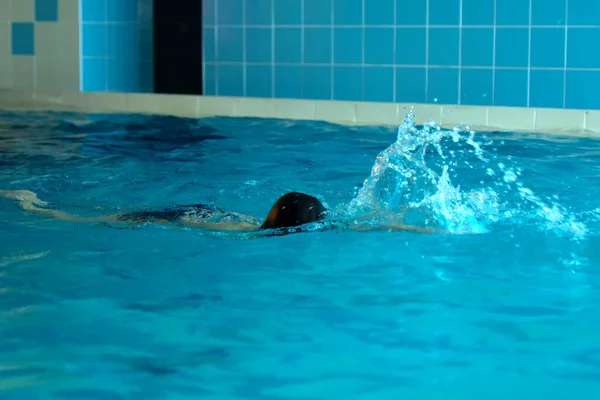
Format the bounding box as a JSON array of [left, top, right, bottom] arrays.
[[260, 192, 328, 230]]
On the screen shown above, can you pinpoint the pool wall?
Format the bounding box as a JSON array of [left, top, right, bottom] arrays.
[[1, 0, 600, 136]]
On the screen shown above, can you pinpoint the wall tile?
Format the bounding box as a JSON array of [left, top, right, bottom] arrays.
[[274, 0, 301, 25], [428, 28, 459, 66], [246, 28, 272, 62], [565, 70, 600, 109], [568, 0, 600, 25], [11, 22, 34, 55], [396, 67, 426, 103], [530, 28, 565, 68], [397, 0, 426, 25], [333, 66, 362, 101], [396, 28, 426, 65], [305, 0, 331, 25], [494, 69, 528, 107], [334, 28, 362, 64], [304, 28, 331, 63], [216, 27, 244, 62], [364, 67, 393, 102], [333, 0, 362, 25], [365, 0, 394, 25], [364, 28, 393, 64], [567, 28, 600, 68], [495, 28, 529, 67], [429, 0, 460, 25], [496, 0, 529, 25], [274, 28, 301, 63], [530, 70, 564, 108], [427, 68, 459, 104], [275, 65, 302, 98], [302, 66, 331, 99], [461, 28, 493, 67], [531, 0, 566, 25], [246, 0, 271, 25], [218, 64, 244, 96], [217, 0, 243, 25], [35, 0, 58, 22], [247, 65, 272, 97], [462, 0, 494, 25], [461, 68, 493, 106]]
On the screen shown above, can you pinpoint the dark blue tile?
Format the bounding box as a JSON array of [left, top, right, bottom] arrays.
[[305, 0, 332, 25], [565, 70, 600, 109], [275, 0, 301, 24], [203, 0, 215, 25], [531, 0, 566, 25], [333, 0, 362, 25], [396, 28, 426, 65], [246, 65, 272, 97], [462, 0, 493, 25], [568, 0, 600, 25], [495, 28, 529, 67], [204, 64, 216, 95], [460, 69, 493, 106], [140, 61, 154, 93], [365, 0, 394, 25], [107, 0, 138, 22], [429, 0, 460, 25], [496, 0, 529, 25], [218, 65, 244, 96], [274, 28, 301, 63], [494, 69, 528, 107], [364, 67, 393, 102], [567, 28, 600, 68], [140, 29, 153, 61], [11, 23, 34, 56], [334, 28, 362, 63], [333, 66, 362, 101], [107, 23, 139, 63], [397, 0, 426, 25], [396, 67, 426, 103], [203, 28, 216, 62], [217, 0, 243, 25], [427, 68, 459, 104], [246, 0, 272, 25], [216, 27, 244, 62], [81, 24, 106, 57], [82, 59, 107, 91], [303, 66, 331, 99], [364, 28, 394, 64], [304, 28, 331, 63], [35, 0, 58, 21], [107, 59, 139, 92], [530, 28, 565, 68], [461, 28, 493, 67], [428, 28, 459, 66], [275, 66, 302, 98], [530, 70, 564, 108], [246, 28, 272, 62], [82, 0, 106, 22]]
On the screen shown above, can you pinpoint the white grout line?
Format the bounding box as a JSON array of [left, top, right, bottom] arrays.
[[242, 0, 247, 96], [526, 0, 532, 107], [361, 0, 365, 101], [492, 0, 497, 105], [393, 0, 397, 103], [203, 23, 600, 29], [457, 0, 463, 104], [425, 0, 429, 101], [300, 0, 304, 98], [203, 61, 600, 71], [271, 0, 275, 97], [104, 0, 108, 91], [330, 0, 334, 100], [214, 0, 219, 95], [563, 0, 569, 108]]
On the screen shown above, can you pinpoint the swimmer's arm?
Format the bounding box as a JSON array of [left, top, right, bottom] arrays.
[[349, 222, 447, 234], [180, 220, 261, 232]]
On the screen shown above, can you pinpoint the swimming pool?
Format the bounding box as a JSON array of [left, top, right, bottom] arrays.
[[0, 109, 599, 398]]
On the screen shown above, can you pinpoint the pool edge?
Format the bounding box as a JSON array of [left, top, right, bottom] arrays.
[[1, 89, 600, 137]]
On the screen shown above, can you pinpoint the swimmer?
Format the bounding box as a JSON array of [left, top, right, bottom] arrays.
[[0, 189, 444, 236]]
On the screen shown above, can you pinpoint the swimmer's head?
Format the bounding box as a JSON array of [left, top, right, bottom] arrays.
[[260, 192, 328, 230]]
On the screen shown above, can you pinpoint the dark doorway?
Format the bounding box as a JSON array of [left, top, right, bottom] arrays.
[[153, 0, 203, 95]]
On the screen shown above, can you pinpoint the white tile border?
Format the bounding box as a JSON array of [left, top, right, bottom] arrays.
[[1, 89, 600, 138]]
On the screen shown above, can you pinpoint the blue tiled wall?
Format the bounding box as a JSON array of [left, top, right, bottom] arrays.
[[80, 0, 153, 92], [203, 0, 600, 109]]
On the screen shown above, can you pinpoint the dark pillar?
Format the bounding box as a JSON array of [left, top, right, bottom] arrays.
[[153, 0, 203, 95]]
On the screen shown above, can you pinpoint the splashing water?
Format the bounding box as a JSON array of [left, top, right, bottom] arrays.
[[346, 109, 587, 239]]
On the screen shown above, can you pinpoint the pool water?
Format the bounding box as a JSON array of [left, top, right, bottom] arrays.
[[0, 109, 599, 399]]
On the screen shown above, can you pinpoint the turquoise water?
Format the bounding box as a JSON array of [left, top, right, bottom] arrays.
[[0, 110, 599, 399]]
